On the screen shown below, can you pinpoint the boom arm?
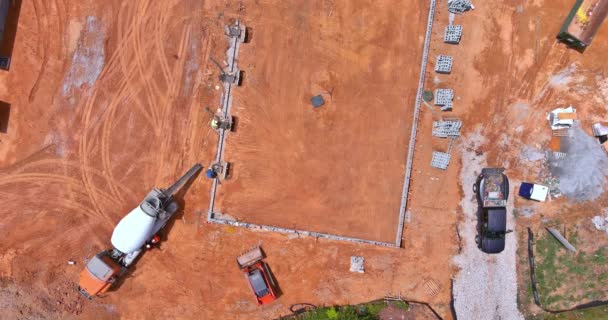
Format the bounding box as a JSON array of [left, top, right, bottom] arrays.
[[163, 164, 203, 197]]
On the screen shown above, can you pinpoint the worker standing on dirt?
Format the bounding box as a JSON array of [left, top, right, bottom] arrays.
[[211, 116, 221, 130], [207, 107, 232, 131], [205, 167, 218, 179], [210, 115, 232, 130]]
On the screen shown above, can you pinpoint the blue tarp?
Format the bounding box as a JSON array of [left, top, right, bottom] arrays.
[[519, 182, 534, 199], [311, 95, 325, 108]]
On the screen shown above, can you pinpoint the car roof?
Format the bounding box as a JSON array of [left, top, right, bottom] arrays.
[[86, 255, 114, 281], [482, 237, 506, 254], [487, 207, 507, 232], [248, 269, 269, 297]]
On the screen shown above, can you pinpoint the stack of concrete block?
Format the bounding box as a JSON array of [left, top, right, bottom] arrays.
[[444, 25, 463, 44], [432, 120, 462, 138], [448, 0, 474, 13], [434, 89, 453, 105], [431, 152, 451, 170], [435, 55, 453, 74], [434, 89, 454, 111]]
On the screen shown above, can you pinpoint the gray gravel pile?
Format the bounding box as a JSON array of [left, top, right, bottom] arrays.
[[550, 124, 608, 201]]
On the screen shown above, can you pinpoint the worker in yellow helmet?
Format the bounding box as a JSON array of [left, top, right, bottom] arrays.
[[211, 117, 220, 130]]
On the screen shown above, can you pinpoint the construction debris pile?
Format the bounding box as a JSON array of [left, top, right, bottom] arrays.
[[547, 106, 576, 160], [432, 119, 462, 138], [350, 256, 365, 273], [592, 209, 608, 234], [448, 0, 475, 14], [592, 122, 608, 145]]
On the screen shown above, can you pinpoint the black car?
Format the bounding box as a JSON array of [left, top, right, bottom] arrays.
[[474, 168, 511, 254]]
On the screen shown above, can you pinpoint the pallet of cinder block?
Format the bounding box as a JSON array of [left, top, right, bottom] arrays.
[[434, 89, 454, 106], [431, 152, 451, 170], [435, 55, 453, 74], [444, 25, 463, 44]]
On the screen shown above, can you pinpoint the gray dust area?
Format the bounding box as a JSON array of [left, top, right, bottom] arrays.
[[549, 124, 608, 202], [62, 16, 106, 96], [520, 146, 546, 162]]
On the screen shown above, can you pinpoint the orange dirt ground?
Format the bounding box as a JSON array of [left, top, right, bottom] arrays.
[[0, 1, 459, 319], [3, 0, 608, 319], [214, 1, 422, 243]]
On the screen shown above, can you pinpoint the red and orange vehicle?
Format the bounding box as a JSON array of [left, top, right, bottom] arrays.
[[236, 246, 277, 305]]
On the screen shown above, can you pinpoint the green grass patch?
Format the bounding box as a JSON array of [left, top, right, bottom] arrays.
[[294, 300, 408, 320], [526, 305, 608, 320], [534, 230, 608, 310], [391, 300, 410, 311]]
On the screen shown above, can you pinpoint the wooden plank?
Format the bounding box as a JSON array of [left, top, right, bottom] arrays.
[[557, 112, 578, 120], [549, 136, 562, 152]]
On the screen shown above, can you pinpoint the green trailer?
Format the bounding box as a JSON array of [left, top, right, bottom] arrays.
[[557, 0, 608, 51]]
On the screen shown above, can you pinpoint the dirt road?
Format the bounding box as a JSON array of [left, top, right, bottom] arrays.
[[452, 132, 523, 320]]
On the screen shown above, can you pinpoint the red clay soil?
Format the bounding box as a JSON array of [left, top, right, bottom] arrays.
[[214, 0, 422, 243], [0, 1, 460, 319], [22, 0, 608, 317]]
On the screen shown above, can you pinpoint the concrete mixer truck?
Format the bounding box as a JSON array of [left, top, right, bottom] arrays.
[[77, 164, 202, 299]]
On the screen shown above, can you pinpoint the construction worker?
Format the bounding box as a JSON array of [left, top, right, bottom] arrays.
[[145, 234, 161, 249], [211, 115, 232, 131], [211, 117, 221, 130], [205, 167, 218, 179]]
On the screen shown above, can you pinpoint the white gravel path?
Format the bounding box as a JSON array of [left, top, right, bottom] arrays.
[[452, 132, 524, 320]]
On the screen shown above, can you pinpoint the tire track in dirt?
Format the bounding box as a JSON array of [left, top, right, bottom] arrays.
[[94, 2, 159, 204], [79, 2, 193, 223], [76, 8, 140, 215], [96, 2, 145, 84], [28, 0, 51, 102], [153, 0, 174, 87], [79, 88, 117, 223], [52, 0, 66, 56], [13, 158, 134, 195], [184, 35, 213, 166], [99, 91, 134, 204], [168, 23, 191, 98], [98, 11, 162, 203], [154, 22, 192, 183], [114, 2, 156, 128], [27, 0, 67, 102], [2, 193, 98, 220], [132, 0, 162, 129], [0, 174, 117, 219]]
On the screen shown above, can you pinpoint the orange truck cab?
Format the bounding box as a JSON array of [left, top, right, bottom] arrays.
[[78, 251, 124, 299]]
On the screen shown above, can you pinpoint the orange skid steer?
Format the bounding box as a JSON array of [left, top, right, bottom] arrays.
[[237, 246, 277, 305]]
